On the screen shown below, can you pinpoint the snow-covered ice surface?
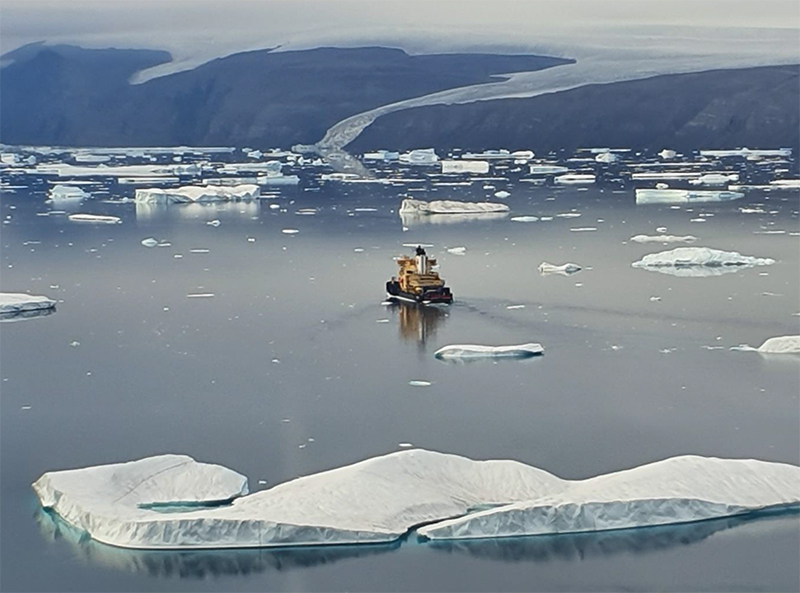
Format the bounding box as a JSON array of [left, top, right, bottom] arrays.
[[134, 184, 260, 204], [399, 198, 509, 215], [0, 292, 56, 316], [630, 234, 697, 244], [539, 262, 582, 275], [435, 343, 544, 360], [34, 450, 800, 550], [636, 189, 744, 205], [632, 248, 774, 277]]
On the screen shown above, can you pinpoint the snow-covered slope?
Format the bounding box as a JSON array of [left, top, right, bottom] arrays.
[[435, 344, 544, 360], [34, 449, 800, 550]]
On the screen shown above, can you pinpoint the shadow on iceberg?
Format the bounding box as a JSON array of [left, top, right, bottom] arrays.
[[35, 508, 398, 579], [426, 508, 800, 563], [0, 307, 56, 323]]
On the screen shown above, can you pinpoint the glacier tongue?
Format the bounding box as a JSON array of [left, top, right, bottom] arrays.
[[33, 450, 800, 550]]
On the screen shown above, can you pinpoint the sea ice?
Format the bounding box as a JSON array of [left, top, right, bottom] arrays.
[[635, 189, 744, 205], [510, 216, 539, 222], [447, 247, 467, 255], [539, 262, 582, 275], [688, 173, 739, 186], [399, 149, 439, 165], [0, 292, 57, 315], [34, 450, 800, 550], [434, 343, 543, 360], [135, 184, 260, 204], [630, 234, 697, 244], [595, 152, 619, 163], [68, 214, 122, 224], [632, 247, 775, 276], [529, 165, 569, 175], [493, 190, 511, 198], [441, 160, 489, 174], [399, 198, 509, 215], [555, 174, 596, 185], [140, 238, 159, 248]]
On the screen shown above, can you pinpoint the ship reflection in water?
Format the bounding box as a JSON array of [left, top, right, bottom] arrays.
[[391, 302, 449, 347]]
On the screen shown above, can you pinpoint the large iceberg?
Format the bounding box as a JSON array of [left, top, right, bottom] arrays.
[[34, 450, 800, 550], [0, 292, 56, 315], [135, 184, 260, 204], [733, 336, 800, 355], [435, 343, 543, 360], [632, 247, 775, 276], [635, 189, 744, 204], [399, 198, 509, 215]]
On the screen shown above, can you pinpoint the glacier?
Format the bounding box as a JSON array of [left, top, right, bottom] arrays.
[[632, 248, 775, 275], [635, 189, 744, 205], [434, 343, 544, 360], [34, 450, 800, 550], [134, 184, 260, 204], [0, 292, 57, 315], [399, 198, 509, 215]]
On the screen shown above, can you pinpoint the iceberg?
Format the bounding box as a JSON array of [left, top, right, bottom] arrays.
[[630, 234, 697, 244], [135, 184, 260, 204], [49, 184, 89, 202], [770, 179, 800, 188], [635, 189, 744, 205], [493, 190, 511, 198], [539, 262, 582, 275], [34, 450, 800, 550], [441, 160, 490, 174], [658, 149, 677, 159], [510, 216, 539, 222], [0, 292, 57, 315], [632, 247, 775, 276], [435, 343, 543, 360], [446, 247, 467, 255], [554, 174, 596, 185], [257, 175, 300, 186], [688, 173, 739, 186], [734, 336, 800, 354], [399, 149, 439, 165], [529, 165, 569, 175], [418, 455, 800, 541], [399, 198, 509, 215], [595, 152, 619, 163]]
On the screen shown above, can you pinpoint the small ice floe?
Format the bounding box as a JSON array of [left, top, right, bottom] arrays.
[[186, 293, 215, 298], [398, 443, 414, 449], [399, 198, 509, 215], [376, 319, 390, 323], [556, 212, 581, 219], [510, 216, 538, 222], [190, 249, 210, 254], [354, 208, 378, 212], [0, 292, 57, 316], [569, 227, 597, 232], [636, 189, 744, 205], [141, 238, 159, 248], [506, 304, 525, 310], [688, 173, 739, 186], [555, 173, 596, 185], [68, 214, 121, 224], [769, 179, 800, 188], [632, 247, 774, 277], [206, 219, 221, 227], [656, 183, 669, 190], [282, 229, 299, 234], [49, 184, 89, 202], [731, 336, 800, 354], [435, 343, 543, 360], [493, 190, 511, 198], [630, 234, 697, 244], [539, 262, 581, 275], [34, 450, 800, 549], [650, 296, 662, 302], [447, 246, 467, 255], [408, 380, 432, 387], [690, 218, 706, 223], [269, 204, 280, 210], [659, 149, 677, 159]]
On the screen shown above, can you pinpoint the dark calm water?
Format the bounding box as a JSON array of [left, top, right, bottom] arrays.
[[1, 162, 799, 592]]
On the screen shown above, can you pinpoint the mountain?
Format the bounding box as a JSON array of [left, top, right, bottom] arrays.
[[0, 44, 570, 147], [349, 65, 800, 153]]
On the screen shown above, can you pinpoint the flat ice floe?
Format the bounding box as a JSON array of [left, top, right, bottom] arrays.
[[636, 189, 744, 205], [135, 184, 260, 204], [0, 292, 56, 315], [539, 262, 581, 275], [67, 214, 122, 224], [34, 450, 800, 550], [435, 343, 543, 360], [399, 198, 509, 215], [630, 234, 697, 244], [632, 248, 774, 277]]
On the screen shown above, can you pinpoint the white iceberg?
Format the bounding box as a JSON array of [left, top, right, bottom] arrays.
[[595, 152, 619, 163], [688, 173, 739, 186], [539, 262, 582, 275], [510, 216, 539, 222], [446, 246, 467, 255], [734, 336, 800, 354], [635, 189, 744, 204], [435, 343, 543, 360], [555, 174, 596, 185], [49, 184, 89, 202], [399, 149, 439, 165], [135, 184, 260, 204], [68, 214, 122, 224], [34, 450, 800, 550], [658, 149, 677, 159], [418, 455, 800, 541], [399, 198, 509, 215], [0, 292, 57, 315], [493, 190, 511, 198], [630, 234, 697, 244], [632, 247, 774, 275]]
